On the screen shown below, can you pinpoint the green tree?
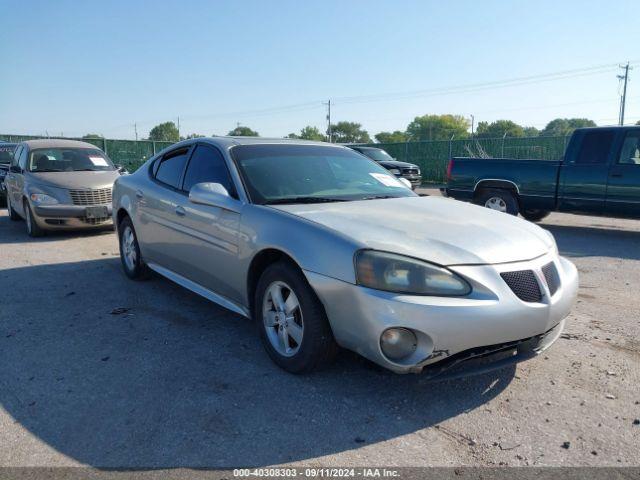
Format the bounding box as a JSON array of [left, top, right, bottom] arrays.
[[375, 130, 407, 143], [523, 126, 540, 137], [82, 133, 103, 139], [406, 114, 469, 141], [149, 121, 180, 142], [476, 120, 525, 138], [540, 118, 596, 137], [330, 121, 371, 143], [228, 126, 259, 136], [182, 133, 205, 140], [298, 126, 325, 141]]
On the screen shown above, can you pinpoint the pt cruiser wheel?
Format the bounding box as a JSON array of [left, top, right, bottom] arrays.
[[255, 261, 337, 373]]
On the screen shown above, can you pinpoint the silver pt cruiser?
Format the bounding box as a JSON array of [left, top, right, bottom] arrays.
[[112, 137, 579, 376]]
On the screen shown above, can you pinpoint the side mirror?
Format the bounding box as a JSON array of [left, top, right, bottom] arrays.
[[189, 182, 240, 212], [9, 165, 21, 173]]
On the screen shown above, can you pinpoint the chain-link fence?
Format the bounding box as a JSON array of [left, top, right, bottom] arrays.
[[1, 133, 569, 184], [361, 135, 569, 185]]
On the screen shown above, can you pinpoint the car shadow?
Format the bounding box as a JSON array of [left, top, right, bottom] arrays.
[[0, 212, 114, 244], [543, 223, 640, 261], [0, 258, 515, 468]]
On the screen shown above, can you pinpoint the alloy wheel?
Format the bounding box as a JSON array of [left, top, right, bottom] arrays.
[[262, 281, 304, 357], [122, 226, 138, 271], [484, 196, 507, 212]]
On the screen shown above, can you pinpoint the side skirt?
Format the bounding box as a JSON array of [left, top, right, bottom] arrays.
[[147, 262, 250, 318]]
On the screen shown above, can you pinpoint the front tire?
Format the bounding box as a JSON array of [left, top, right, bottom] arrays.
[[474, 188, 519, 216], [254, 261, 337, 373], [7, 195, 20, 221], [24, 200, 45, 237], [522, 209, 551, 222], [118, 216, 148, 279]]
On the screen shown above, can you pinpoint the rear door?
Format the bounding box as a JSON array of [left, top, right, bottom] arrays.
[[136, 145, 192, 272], [558, 129, 616, 214], [606, 128, 640, 218]]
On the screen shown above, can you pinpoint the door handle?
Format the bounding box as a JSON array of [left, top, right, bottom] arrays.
[[135, 190, 144, 199], [610, 173, 623, 178], [175, 206, 186, 217]]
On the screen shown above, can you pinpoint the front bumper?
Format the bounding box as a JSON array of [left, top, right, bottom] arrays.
[[32, 203, 113, 230], [305, 252, 578, 374], [398, 174, 422, 188]]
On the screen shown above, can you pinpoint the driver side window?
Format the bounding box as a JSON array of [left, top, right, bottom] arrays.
[[617, 130, 640, 165]]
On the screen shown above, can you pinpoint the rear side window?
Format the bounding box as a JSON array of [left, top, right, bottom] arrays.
[[617, 130, 640, 165], [182, 145, 237, 197], [154, 148, 190, 188], [575, 131, 615, 165]]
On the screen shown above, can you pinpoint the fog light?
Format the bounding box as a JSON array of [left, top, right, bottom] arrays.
[[380, 328, 417, 360]]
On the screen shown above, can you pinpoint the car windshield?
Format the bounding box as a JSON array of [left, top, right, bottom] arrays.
[[0, 145, 16, 165], [358, 148, 394, 162], [232, 144, 416, 205], [28, 148, 115, 172]]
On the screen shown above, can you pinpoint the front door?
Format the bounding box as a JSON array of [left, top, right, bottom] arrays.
[[558, 129, 616, 215], [171, 143, 242, 303], [606, 128, 640, 218]]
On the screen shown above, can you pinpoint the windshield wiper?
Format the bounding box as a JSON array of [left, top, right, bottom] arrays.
[[264, 196, 348, 205], [32, 169, 63, 172], [73, 168, 109, 171], [361, 195, 400, 200]]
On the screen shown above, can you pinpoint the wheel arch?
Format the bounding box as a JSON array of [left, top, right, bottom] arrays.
[[474, 178, 520, 195], [246, 248, 300, 317]]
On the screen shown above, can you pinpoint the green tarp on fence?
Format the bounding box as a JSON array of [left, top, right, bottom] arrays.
[[1, 133, 568, 184]]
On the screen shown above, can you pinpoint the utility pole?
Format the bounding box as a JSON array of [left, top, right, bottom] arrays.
[[617, 63, 631, 125], [323, 100, 332, 142], [134, 122, 138, 141], [177, 116, 181, 138], [470, 115, 475, 139]]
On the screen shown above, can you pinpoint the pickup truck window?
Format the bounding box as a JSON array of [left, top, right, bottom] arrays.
[[617, 131, 640, 165], [575, 130, 614, 164]]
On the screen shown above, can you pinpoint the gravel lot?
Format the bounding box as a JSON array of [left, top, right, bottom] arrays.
[[0, 190, 639, 468]]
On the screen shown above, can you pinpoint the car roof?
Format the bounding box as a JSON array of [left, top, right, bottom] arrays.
[[22, 139, 101, 150], [159, 136, 350, 153]]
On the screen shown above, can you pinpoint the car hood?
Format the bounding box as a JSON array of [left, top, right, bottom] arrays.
[[27, 170, 120, 190], [271, 196, 553, 266], [378, 160, 417, 169]]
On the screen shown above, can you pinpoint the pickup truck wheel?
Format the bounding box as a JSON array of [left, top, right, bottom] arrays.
[[475, 189, 519, 216], [255, 261, 338, 374], [522, 209, 551, 222]]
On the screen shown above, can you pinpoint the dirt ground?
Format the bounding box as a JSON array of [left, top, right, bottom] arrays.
[[0, 192, 638, 468]]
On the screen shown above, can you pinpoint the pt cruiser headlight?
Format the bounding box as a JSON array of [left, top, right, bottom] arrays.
[[355, 250, 471, 296], [30, 193, 58, 205]]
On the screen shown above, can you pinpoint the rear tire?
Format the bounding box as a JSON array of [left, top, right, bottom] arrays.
[[474, 188, 519, 216], [118, 216, 149, 280], [254, 261, 338, 373], [7, 195, 20, 221], [24, 200, 45, 237], [521, 209, 551, 222]]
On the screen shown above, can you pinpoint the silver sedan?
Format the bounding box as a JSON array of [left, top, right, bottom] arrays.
[[112, 137, 578, 376]]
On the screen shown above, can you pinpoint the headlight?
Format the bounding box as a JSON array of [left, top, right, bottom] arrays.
[[416, 168, 421, 175], [355, 250, 471, 296], [30, 193, 58, 205], [388, 168, 401, 175]]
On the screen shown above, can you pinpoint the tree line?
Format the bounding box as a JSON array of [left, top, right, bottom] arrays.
[[86, 116, 639, 144]]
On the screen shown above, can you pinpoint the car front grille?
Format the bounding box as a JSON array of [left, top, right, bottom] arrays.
[[500, 269, 542, 303], [69, 188, 112, 206], [402, 167, 420, 175], [542, 262, 560, 296]]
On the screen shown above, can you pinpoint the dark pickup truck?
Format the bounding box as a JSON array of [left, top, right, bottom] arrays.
[[444, 126, 640, 221]]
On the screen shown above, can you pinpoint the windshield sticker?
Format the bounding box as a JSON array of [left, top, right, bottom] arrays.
[[370, 172, 403, 187], [89, 156, 108, 166]]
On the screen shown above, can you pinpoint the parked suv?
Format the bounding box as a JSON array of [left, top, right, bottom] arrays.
[[4, 139, 120, 236], [349, 146, 422, 189], [0, 142, 17, 205]]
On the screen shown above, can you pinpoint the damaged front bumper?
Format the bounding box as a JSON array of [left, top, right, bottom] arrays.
[[304, 252, 578, 375]]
